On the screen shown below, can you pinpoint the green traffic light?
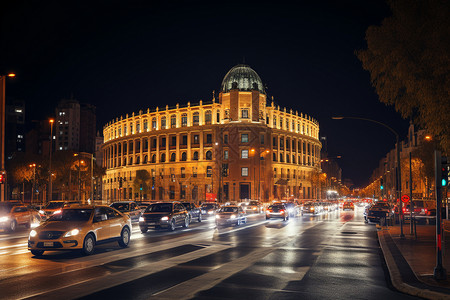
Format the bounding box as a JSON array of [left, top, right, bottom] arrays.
[[443, 179, 448, 187]]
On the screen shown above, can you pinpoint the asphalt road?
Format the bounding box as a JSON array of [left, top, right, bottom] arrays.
[[0, 206, 420, 299]]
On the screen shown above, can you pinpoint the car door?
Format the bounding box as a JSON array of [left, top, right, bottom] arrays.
[[93, 207, 110, 241], [175, 203, 186, 225], [106, 207, 124, 238], [13, 206, 27, 225]]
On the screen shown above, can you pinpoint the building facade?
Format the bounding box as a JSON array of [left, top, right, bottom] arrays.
[[102, 65, 322, 202]]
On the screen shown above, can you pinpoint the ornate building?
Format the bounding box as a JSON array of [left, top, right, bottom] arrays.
[[102, 65, 321, 202]]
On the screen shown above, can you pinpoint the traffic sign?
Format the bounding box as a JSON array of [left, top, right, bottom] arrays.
[[401, 194, 410, 203]]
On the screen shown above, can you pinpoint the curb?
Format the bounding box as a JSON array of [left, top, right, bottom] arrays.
[[378, 230, 450, 299]]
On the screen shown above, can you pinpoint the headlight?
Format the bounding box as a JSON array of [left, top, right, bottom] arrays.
[[139, 216, 145, 222], [0, 216, 9, 222], [230, 214, 236, 219], [161, 216, 169, 221], [39, 210, 45, 215], [53, 209, 62, 215], [208, 211, 213, 215], [252, 207, 257, 210], [29, 230, 37, 238], [216, 215, 220, 219], [64, 228, 80, 237]]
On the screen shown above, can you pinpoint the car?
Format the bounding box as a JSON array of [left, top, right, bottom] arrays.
[[200, 202, 219, 217], [366, 202, 392, 223], [215, 205, 247, 227], [139, 202, 189, 232], [109, 201, 142, 222], [28, 205, 131, 256], [0, 202, 41, 232], [245, 200, 263, 214], [266, 203, 289, 221], [403, 200, 436, 219], [342, 202, 354, 211], [302, 202, 321, 215], [283, 202, 298, 217], [38, 201, 80, 221], [181, 202, 202, 223]]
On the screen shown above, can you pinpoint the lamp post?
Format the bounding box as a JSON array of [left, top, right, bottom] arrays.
[[74, 152, 95, 203], [332, 116, 404, 238], [29, 164, 36, 203], [0, 73, 15, 202], [48, 119, 54, 203]]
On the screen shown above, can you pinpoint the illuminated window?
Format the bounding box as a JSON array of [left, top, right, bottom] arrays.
[[205, 150, 212, 160], [241, 109, 249, 119], [224, 150, 229, 160], [193, 112, 199, 126], [241, 134, 248, 143], [206, 166, 212, 177], [241, 167, 248, 177], [161, 117, 166, 129], [171, 115, 176, 128], [241, 149, 248, 159], [205, 111, 212, 125], [181, 114, 187, 127]]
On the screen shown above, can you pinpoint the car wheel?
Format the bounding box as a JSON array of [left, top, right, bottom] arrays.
[[140, 227, 148, 233], [118, 227, 130, 248], [168, 219, 176, 231], [8, 220, 17, 232], [183, 216, 189, 228], [266, 216, 270, 220], [198, 213, 202, 222], [82, 234, 95, 255], [31, 250, 44, 256], [188, 214, 192, 224]]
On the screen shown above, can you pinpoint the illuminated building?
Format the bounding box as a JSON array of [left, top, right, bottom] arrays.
[[102, 65, 321, 202]]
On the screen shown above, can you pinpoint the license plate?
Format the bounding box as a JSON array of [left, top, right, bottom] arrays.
[[148, 222, 156, 225], [44, 242, 53, 247]]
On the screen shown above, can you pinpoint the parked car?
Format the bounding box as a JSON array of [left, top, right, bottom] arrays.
[[109, 201, 142, 222], [0, 202, 40, 232], [28, 205, 131, 256], [39, 201, 80, 221], [266, 203, 289, 221], [181, 202, 202, 223], [215, 205, 247, 227], [366, 202, 392, 223], [139, 202, 189, 232], [403, 200, 436, 219]]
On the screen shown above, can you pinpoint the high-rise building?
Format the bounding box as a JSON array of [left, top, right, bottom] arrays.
[[80, 103, 96, 153], [5, 99, 25, 159]]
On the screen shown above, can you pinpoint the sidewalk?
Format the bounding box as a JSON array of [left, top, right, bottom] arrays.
[[378, 222, 450, 299]]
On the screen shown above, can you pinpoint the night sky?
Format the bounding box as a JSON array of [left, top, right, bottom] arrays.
[[0, 0, 410, 188]]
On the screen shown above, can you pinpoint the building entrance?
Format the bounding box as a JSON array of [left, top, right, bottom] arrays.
[[239, 183, 250, 200]]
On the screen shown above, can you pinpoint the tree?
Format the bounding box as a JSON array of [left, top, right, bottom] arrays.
[[133, 170, 151, 199], [357, 0, 450, 154]]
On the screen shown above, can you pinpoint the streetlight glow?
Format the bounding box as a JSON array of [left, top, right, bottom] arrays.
[[7, 73, 16, 77]]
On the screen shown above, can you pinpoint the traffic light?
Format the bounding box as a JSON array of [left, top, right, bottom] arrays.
[[0, 173, 4, 184], [140, 184, 143, 191], [442, 156, 449, 187], [380, 178, 384, 190]]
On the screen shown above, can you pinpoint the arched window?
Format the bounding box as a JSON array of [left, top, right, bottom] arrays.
[[161, 153, 166, 162], [292, 155, 296, 164], [135, 156, 140, 164], [286, 155, 290, 163], [143, 155, 148, 164], [181, 113, 188, 127], [193, 151, 199, 160], [143, 119, 148, 131], [152, 117, 157, 129], [123, 158, 127, 166], [205, 150, 212, 160], [193, 112, 199, 126], [273, 116, 277, 127], [205, 110, 212, 125], [151, 154, 156, 163], [170, 114, 177, 128], [206, 166, 212, 177], [170, 153, 176, 162], [181, 167, 186, 178], [181, 152, 187, 161], [280, 153, 284, 162], [129, 157, 133, 165], [161, 116, 166, 129]]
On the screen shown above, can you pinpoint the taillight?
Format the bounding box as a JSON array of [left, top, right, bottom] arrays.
[[280, 210, 285, 214]]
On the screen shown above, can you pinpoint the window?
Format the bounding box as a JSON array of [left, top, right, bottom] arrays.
[[205, 110, 212, 125], [206, 166, 212, 177], [152, 118, 157, 129], [216, 112, 220, 123], [241, 134, 248, 143], [193, 112, 199, 126], [151, 155, 156, 163], [124, 125, 127, 135], [170, 153, 176, 162], [171, 115, 176, 128], [222, 163, 228, 177], [280, 153, 284, 162], [161, 137, 166, 147], [182, 135, 187, 145], [273, 153, 277, 161], [274, 168, 277, 178], [181, 167, 185, 178], [241, 109, 249, 119], [241, 167, 248, 177], [181, 114, 187, 127], [193, 134, 199, 144], [161, 153, 166, 162], [193, 167, 197, 177], [260, 134, 264, 144], [280, 139, 284, 148], [279, 117, 283, 128], [273, 137, 277, 147], [273, 116, 277, 127], [161, 117, 166, 129], [224, 150, 229, 160], [136, 122, 140, 133], [206, 134, 212, 144], [205, 150, 212, 160], [224, 134, 228, 144], [241, 149, 248, 159], [181, 152, 187, 161], [143, 120, 148, 131], [193, 151, 199, 160], [171, 136, 177, 146]]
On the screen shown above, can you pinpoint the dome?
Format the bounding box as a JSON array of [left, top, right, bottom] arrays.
[[220, 64, 265, 94]]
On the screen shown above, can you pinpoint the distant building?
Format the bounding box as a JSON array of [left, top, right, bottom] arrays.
[[102, 65, 322, 203], [5, 99, 26, 159], [80, 103, 96, 153], [25, 120, 51, 157]]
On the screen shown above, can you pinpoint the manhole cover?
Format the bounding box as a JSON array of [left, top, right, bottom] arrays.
[[341, 231, 358, 235]]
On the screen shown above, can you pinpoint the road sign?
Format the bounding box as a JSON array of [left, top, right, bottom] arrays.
[[401, 194, 410, 203]]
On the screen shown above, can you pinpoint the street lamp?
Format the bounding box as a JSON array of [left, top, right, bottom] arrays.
[[29, 164, 36, 203], [1, 73, 16, 202], [332, 116, 404, 238], [74, 152, 95, 203], [48, 118, 54, 203]]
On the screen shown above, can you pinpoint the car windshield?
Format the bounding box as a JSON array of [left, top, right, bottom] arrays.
[[249, 201, 259, 206], [110, 203, 130, 212], [0, 203, 13, 214], [45, 202, 65, 209], [48, 209, 93, 221], [181, 203, 192, 209], [219, 207, 238, 213], [146, 203, 172, 213], [268, 205, 283, 210], [201, 204, 215, 209], [373, 203, 389, 208]]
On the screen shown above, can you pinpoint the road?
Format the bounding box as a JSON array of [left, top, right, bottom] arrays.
[[0, 206, 419, 300]]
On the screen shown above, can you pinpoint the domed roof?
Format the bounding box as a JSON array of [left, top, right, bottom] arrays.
[[220, 64, 265, 94]]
